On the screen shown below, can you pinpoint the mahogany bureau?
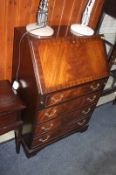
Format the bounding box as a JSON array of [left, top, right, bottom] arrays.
[[12, 26, 109, 157], [0, 80, 25, 152]]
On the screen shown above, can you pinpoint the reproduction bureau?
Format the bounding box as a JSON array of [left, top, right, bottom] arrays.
[[12, 26, 109, 157], [0, 80, 25, 152]]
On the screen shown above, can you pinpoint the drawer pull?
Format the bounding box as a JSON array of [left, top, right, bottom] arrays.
[[82, 108, 91, 115], [87, 95, 97, 102], [45, 109, 57, 118], [3, 126, 7, 129], [90, 83, 100, 90], [39, 135, 50, 143], [51, 94, 64, 103], [41, 123, 53, 131], [77, 119, 86, 126]]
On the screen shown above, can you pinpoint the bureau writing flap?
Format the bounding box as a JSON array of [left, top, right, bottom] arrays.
[[29, 35, 109, 94]]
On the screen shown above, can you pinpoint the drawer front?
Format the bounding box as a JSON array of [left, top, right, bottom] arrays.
[[0, 125, 15, 135], [36, 91, 101, 123], [0, 120, 23, 135], [31, 117, 90, 148], [45, 79, 106, 107], [0, 112, 17, 129], [34, 105, 94, 136]]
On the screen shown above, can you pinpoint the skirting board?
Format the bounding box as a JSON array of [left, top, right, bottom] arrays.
[[0, 131, 15, 143], [97, 93, 115, 106]]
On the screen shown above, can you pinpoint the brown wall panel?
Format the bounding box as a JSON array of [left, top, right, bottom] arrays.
[[0, 1, 6, 79], [49, 0, 88, 25], [5, 0, 17, 79], [0, 0, 104, 80]]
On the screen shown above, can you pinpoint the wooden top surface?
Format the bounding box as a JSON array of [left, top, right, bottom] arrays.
[[27, 26, 109, 94], [0, 80, 25, 113]]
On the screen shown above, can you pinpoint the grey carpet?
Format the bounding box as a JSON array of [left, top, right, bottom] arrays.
[[0, 102, 116, 175]]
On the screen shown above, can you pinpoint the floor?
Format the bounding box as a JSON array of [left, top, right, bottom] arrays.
[[0, 102, 116, 175]]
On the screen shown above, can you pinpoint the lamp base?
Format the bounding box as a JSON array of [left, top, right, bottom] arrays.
[[70, 24, 94, 36], [26, 23, 54, 38]]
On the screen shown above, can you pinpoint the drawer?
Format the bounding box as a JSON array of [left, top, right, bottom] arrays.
[[34, 105, 94, 136], [0, 125, 15, 135], [0, 112, 17, 129], [0, 120, 23, 135], [31, 117, 90, 148], [44, 79, 106, 107], [36, 91, 101, 123]]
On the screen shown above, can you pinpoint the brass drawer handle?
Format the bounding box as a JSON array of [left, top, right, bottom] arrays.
[[3, 126, 7, 129], [45, 109, 57, 118], [41, 123, 53, 131], [87, 95, 97, 102], [82, 108, 91, 115], [51, 94, 64, 103], [90, 83, 100, 91], [39, 135, 50, 143], [77, 119, 86, 126]]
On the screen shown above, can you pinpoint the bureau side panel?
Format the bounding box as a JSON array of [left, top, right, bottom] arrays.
[[12, 29, 40, 137]]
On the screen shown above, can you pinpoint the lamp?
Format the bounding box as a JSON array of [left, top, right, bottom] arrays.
[[26, 0, 54, 38], [12, 0, 54, 90], [70, 0, 95, 36]]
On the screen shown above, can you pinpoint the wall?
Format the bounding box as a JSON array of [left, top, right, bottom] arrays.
[[0, 0, 39, 80], [0, 0, 104, 81]]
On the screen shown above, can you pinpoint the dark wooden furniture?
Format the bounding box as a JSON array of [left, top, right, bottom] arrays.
[[0, 80, 25, 153], [12, 26, 109, 157]]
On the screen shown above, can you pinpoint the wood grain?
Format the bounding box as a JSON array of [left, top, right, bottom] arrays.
[[32, 35, 109, 94], [0, 0, 104, 80]]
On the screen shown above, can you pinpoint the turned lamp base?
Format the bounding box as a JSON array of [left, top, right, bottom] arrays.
[[70, 24, 94, 36], [26, 23, 54, 38]]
